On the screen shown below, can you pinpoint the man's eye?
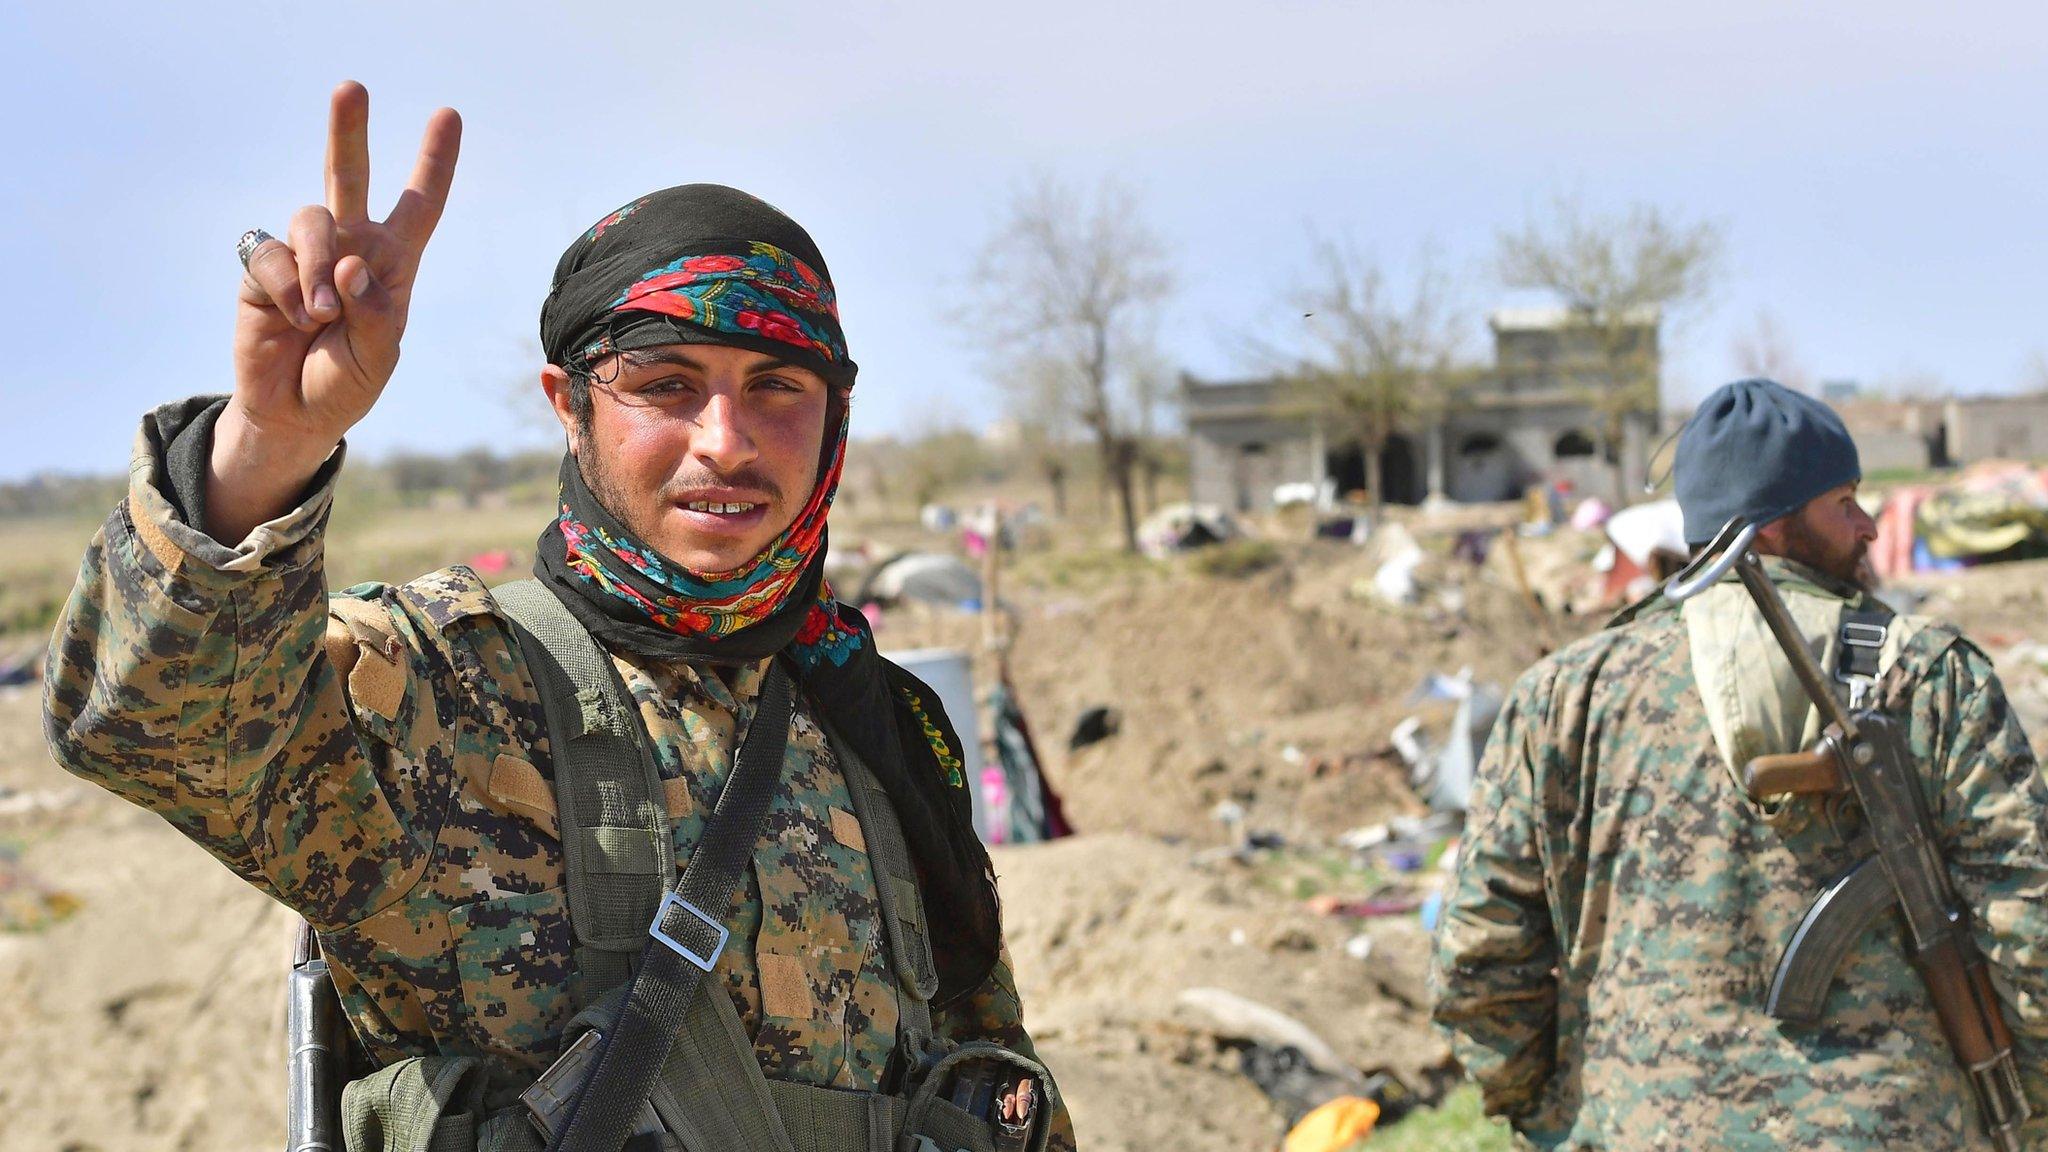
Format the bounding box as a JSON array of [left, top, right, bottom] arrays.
[[757, 375, 803, 393]]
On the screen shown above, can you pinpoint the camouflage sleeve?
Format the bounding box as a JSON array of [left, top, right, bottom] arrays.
[[1902, 639, 2048, 1142], [1429, 666, 1561, 1122], [930, 944, 1078, 1152], [41, 402, 434, 929]]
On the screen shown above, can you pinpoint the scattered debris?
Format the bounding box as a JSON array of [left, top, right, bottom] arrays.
[[0, 847, 82, 933], [1601, 498, 1687, 605], [1177, 987, 1357, 1081], [984, 678, 1071, 844], [0, 643, 44, 689], [1283, 1094, 1381, 1152], [1306, 894, 1422, 919], [1273, 481, 1324, 509], [1138, 502, 1240, 558], [1372, 542, 1426, 606], [1315, 514, 1372, 543], [1569, 497, 1613, 532], [1450, 530, 1492, 566], [1874, 462, 2048, 578], [1390, 670, 1500, 812], [0, 788, 81, 821], [465, 549, 514, 575], [1066, 705, 1120, 752]]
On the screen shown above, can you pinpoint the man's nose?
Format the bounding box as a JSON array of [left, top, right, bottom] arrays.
[[691, 393, 757, 467]]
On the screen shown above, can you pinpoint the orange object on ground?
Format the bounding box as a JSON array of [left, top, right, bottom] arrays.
[[1283, 1095, 1381, 1152]]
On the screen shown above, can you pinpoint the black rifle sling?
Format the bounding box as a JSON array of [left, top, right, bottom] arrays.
[[496, 581, 796, 1152], [553, 660, 792, 1152]]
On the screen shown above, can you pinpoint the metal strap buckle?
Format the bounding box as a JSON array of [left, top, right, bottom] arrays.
[[1841, 621, 1887, 649], [649, 891, 729, 972]]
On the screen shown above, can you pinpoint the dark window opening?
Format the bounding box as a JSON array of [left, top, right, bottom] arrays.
[[1554, 430, 1596, 458]]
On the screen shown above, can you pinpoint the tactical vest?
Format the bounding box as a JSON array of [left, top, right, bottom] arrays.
[[296, 580, 1052, 1152]]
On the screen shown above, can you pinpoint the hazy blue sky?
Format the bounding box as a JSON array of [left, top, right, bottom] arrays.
[[4, 2, 2045, 480]]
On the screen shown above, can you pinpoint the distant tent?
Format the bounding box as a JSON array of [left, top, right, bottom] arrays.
[[858, 552, 984, 609]]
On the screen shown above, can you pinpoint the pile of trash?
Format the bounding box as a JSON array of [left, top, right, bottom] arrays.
[[0, 642, 43, 691], [0, 839, 80, 933], [1137, 502, 1241, 559], [1872, 462, 2048, 578]]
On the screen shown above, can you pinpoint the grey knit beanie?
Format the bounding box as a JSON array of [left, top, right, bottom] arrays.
[[1675, 378, 1861, 546]]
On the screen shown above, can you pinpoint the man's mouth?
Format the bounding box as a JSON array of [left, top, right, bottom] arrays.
[[682, 500, 760, 515]]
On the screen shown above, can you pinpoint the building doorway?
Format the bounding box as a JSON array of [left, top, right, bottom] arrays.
[[1326, 436, 1424, 505]]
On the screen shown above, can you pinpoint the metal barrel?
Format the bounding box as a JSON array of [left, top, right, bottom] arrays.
[[285, 921, 346, 1152]]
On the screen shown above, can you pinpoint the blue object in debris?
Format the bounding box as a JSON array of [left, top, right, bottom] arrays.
[[1420, 890, 1444, 932]]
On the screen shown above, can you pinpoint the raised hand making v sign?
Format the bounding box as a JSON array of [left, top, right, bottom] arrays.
[[212, 81, 460, 542], [44, 93, 1080, 1152]]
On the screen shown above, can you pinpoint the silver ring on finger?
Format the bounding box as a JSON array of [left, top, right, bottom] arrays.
[[236, 228, 278, 270]]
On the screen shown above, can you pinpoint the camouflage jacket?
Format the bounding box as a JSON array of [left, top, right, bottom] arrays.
[[42, 406, 1074, 1149], [1431, 558, 2048, 1150]]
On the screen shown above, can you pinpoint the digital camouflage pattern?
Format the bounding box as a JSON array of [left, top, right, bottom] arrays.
[[42, 410, 1074, 1150], [1431, 558, 2048, 1150]]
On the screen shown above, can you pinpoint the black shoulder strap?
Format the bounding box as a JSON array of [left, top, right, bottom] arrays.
[[494, 579, 797, 1152], [546, 659, 792, 1152]]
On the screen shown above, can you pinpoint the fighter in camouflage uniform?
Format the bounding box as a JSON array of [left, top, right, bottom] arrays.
[[1431, 378, 2048, 1150], [43, 83, 1073, 1151]]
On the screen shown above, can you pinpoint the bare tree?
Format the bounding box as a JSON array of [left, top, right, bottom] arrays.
[[1001, 352, 1080, 518], [1731, 308, 1810, 392], [1498, 197, 1724, 500], [961, 177, 1172, 552], [1286, 239, 1467, 511], [1126, 352, 1176, 514]]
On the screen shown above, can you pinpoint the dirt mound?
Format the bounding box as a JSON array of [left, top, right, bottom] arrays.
[[885, 536, 1591, 845]]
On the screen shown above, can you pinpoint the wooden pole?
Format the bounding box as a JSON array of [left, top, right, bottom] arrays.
[[981, 503, 1008, 679], [1497, 526, 1561, 653]]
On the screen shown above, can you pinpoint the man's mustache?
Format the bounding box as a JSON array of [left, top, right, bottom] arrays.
[[662, 469, 785, 503]]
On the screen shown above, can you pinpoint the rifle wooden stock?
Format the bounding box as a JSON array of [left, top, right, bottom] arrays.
[[1743, 749, 1847, 798]]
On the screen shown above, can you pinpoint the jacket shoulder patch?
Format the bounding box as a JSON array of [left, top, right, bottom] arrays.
[[326, 588, 408, 723], [394, 565, 501, 632]]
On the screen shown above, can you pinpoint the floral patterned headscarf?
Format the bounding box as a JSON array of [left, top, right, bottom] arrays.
[[527, 183, 1003, 1006], [536, 184, 861, 666]]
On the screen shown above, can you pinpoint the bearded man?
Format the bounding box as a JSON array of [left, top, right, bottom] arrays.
[[1430, 377, 2048, 1149], [43, 83, 1072, 1152]]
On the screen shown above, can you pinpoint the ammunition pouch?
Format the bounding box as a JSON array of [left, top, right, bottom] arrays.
[[892, 1035, 1056, 1152], [340, 1054, 541, 1152]]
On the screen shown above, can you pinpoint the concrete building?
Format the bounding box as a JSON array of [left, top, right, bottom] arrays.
[[1943, 394, 2048, 462], [1185, 306, 1661, 511], [1829, 393, 2048, 473]]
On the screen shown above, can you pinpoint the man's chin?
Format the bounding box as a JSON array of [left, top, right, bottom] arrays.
[[648, 513, 787, 578], [655, 539, 776, 578]]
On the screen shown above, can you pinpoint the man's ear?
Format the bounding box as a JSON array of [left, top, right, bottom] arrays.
[[540, 365, 580, 449]]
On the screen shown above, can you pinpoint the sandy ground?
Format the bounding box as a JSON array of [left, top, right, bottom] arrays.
[[8, 531, 2047, 1152]]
